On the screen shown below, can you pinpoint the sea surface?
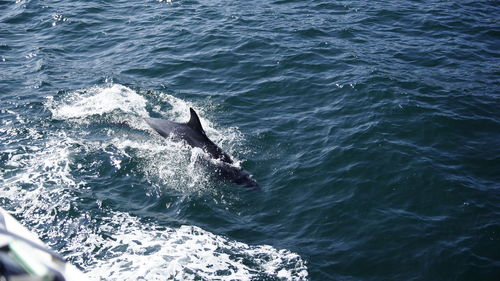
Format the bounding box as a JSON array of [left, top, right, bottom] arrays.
[[1, 0, 499, 280]]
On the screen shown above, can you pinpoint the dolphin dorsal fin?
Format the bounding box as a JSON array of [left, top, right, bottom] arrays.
[[187, 107, 205, 134]]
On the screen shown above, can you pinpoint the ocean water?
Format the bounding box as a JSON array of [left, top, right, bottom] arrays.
[[1, 0, 499, 280]]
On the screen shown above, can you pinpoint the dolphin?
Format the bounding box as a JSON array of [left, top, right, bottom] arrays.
[[144, 108, 259, 189]]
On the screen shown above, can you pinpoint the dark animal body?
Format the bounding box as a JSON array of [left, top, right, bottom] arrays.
[[144, 108, 259, 189]]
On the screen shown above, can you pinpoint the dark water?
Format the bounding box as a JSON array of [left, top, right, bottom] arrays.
[[1, 0, 499, 280]]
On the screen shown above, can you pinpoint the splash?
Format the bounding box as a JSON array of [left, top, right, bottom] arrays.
[[45, 83, 244, 193], [47, 84, 149, 120]]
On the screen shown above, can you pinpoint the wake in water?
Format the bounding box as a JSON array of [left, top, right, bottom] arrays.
[[0, 83, 308, 280]]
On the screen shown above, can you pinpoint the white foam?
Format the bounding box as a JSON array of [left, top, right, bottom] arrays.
[[67, 212, 308, 281], [47, 84, 149, 120]]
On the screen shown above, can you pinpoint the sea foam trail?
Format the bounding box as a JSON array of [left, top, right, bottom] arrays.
[[0, 84, 308, 280]]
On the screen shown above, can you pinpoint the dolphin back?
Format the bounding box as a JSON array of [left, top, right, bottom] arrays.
[[144, 117, 180, 139]]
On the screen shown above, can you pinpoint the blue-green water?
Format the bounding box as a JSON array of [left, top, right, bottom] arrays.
[[1, 0, 499, 280]]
